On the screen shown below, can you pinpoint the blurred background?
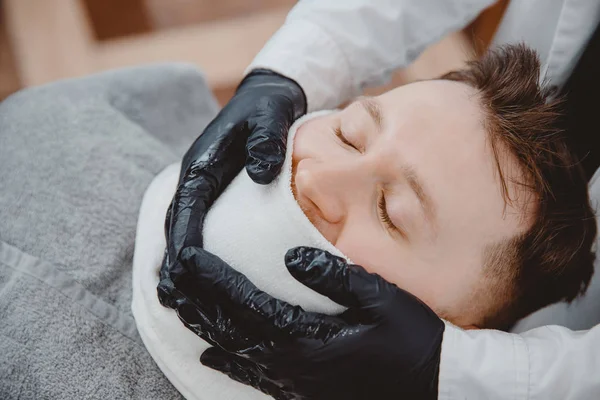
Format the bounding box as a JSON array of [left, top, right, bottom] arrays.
[[0, 0, 508, 104]]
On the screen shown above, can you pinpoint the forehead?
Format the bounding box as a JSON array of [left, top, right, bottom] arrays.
[[374, 80, 529, 255], [376, 80, 482, 135]]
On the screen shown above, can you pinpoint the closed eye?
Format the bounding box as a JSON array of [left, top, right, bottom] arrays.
[[378, 192, 406, 239], [334, 127, 359, 151]]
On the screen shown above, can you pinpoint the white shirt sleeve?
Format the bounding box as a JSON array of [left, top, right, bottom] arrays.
[[439, 322, 600, 400], [247, 0, 496, 111]]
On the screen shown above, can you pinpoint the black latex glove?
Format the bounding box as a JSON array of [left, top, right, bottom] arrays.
[[170, 246, 445, 400], [157, 69, 306, 309]]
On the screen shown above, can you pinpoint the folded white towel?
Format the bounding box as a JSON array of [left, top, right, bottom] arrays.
[[132, 111, 347, 400]]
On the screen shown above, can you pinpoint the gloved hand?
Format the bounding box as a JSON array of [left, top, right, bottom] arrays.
[[157, 69, 306, 308], [170, 246, 445, 400]]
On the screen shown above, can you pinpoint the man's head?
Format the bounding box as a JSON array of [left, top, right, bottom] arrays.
[[291, 44, 596, 329]]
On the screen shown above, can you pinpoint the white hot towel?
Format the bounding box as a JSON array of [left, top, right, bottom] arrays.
[[132, 111, 347, 400]]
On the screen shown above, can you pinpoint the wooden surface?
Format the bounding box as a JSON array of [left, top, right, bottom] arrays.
[[467, 0, 510, 54], [4, 0, 95, 86], [0, 0, 509, 104], [145, 0, 297, 30], [0, 2, 20, 100], [3, 0, 289, 97], [83, 0, 152, 40], [94, 7, 289, 90]]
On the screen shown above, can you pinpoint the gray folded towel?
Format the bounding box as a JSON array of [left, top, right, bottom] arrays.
[[0, 63, 219, 399]]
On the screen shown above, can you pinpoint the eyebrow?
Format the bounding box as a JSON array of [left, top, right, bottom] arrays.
[[401, 165, 437, 229], [356, 96, 383, 132]]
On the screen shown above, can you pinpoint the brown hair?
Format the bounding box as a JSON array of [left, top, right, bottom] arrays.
[[441, 44, 597, 329]]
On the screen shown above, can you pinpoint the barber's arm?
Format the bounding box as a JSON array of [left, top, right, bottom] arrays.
[[440, 322, 600, 399], [249, 0, 496, 111]]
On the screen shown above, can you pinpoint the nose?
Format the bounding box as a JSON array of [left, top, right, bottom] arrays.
[[294, 157, 370, 226]]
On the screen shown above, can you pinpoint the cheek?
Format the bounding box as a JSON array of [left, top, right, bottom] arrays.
[[410, 244, 485, 324], [334, 218, 394, 266], [340, 233, 442, 311], [334, 221, 421, 289], [336, 225, 484, 322]]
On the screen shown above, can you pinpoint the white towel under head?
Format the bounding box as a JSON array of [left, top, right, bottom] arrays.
[[132, 111, 347, 400]]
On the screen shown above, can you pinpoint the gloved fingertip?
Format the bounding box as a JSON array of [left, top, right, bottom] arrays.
[[285, 246, 316, 272], [284, 246, 302, 263], [285, 246, 330, 269], [245, 157, 282, 185], [157, 278, 177, 308], [246, 168, 275, 185], [200, 347, 229, 371], [285, 248, 332, 287]]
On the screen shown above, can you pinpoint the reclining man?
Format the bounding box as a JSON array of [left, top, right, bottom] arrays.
[[288, 45, 596, 330], [157, 44, 597, 398]]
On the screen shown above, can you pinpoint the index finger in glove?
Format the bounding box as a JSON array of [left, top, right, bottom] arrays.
[[236, 70, 306, 184], [285, 247, 400, 309], [245, 97, 294, 184], [285, 247, 444, 327]]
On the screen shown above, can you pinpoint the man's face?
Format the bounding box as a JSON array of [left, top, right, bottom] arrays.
[[292, 80, 531, 327]]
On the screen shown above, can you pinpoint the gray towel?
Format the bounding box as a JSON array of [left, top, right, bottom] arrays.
[[0, 63, 220, 399]]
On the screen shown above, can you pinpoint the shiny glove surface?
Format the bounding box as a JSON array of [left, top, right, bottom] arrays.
[[157, 69, 306, 310], [171, 246, 445, 400]]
